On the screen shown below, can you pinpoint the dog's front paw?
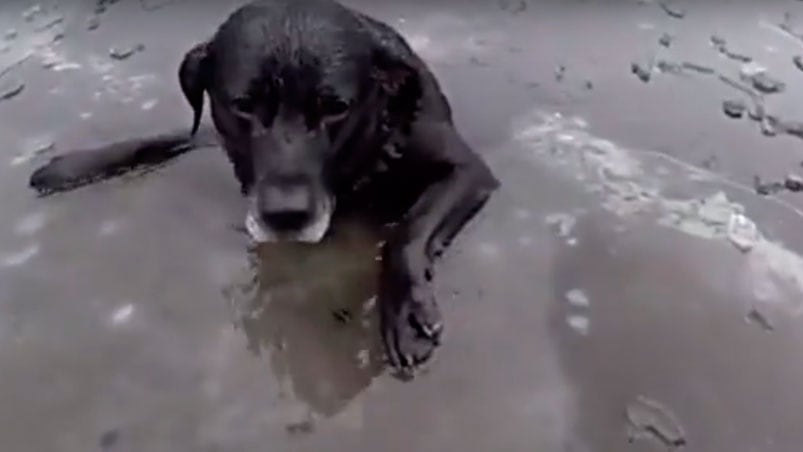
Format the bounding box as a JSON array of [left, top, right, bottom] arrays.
[[379, 281, 444, 379]]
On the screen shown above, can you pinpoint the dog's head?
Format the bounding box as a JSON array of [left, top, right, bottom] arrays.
[[178, 33, 419, 243]]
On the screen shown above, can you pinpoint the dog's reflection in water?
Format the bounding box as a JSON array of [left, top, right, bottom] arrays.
[[225, 214, 385, 424]]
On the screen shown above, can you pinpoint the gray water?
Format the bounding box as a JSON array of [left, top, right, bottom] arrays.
[[3, 0, 803, 450]]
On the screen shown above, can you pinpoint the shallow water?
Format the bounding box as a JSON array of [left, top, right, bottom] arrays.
[[3, 0, 803, 451]]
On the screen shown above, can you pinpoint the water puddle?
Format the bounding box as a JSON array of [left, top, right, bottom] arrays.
[[223, 215, 386, 418]]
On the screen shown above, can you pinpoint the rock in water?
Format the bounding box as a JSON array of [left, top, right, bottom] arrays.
[[109, 43, 145, 60], [626, 395, 687, 449], [659, 1, 686, 19], [631, 62, 652, 82], [722, 99, 746, 119], [750, 72, 785, 94], [784, 173, 803, 192], [727, 212, 759, 253], [0, 79, 24, 101]]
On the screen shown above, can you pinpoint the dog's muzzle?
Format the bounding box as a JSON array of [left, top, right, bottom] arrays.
[[245, 195, 334, 244]]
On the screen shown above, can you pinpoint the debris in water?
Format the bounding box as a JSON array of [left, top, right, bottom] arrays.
[[498, 0, 528, 14], [710, 35, 752, 62], [681, 61, 715, 75], [332, 307, 352, 324], [565, 289, 590, 308], [87, 16, 100, 31], [794, 55, 803, 72], [584, 80, 593, 90], [34, 16, 64, 32], [724, 50, 752, 63], [286, 420, 314, 436], [99, 429, 120, 450], [722, 99, 746, 119], [727, 212, 759, 253], [0, 79, 24, 101], [749, 72, 785, 94], [659, 32, 673, 47], [718, 74, 758, 99], [760, 114, 779, 136], [109, 43, 145, 60], [659, 2, 686, 19], [545, 212, 576, 238], [701, 155, 718, 170], [631, 61, 652, 82], [22, 5, 43, 22], [747, 101, 764, 121], [753, 175, 784, 196], [784, 121, 803, 139], [656, 60, 682, 74], [785, 173, 803, 192], [555, 65, 566, 82], [625, 395, 687, 449], [747, 307, 774, 331], [779, 12, 803, 44]]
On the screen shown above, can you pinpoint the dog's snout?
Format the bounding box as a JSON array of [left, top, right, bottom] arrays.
[[262, 209, 312, 231], [258, 183, 315, 232]]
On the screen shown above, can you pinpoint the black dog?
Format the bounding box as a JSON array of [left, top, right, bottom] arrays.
[[29, 0, 499, 374]]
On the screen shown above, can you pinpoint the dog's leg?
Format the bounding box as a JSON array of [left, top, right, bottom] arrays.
[[379, 121, 499, 374]]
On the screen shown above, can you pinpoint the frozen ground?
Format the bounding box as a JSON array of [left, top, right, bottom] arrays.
[[2, 0, 803, 450]]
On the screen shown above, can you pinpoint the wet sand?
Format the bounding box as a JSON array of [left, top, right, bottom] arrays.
[[2, 0, 803, 450]]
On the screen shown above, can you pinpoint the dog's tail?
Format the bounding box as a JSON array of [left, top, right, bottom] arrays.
[[29, 40, 217, 195], [28, 125, 217, 195]]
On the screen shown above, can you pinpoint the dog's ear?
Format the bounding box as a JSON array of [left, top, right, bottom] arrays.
[[178, 41, 212, 136], [370, 48, 418, 97]]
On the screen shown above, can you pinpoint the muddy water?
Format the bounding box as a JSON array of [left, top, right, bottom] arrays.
[[3, 0, 803, 451]]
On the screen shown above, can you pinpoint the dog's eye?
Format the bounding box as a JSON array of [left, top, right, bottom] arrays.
[[318, 96, 349, 122], [231, 97, 255, 116]]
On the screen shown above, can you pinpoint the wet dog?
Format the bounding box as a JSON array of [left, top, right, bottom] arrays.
[[29, 0, 499, 375]]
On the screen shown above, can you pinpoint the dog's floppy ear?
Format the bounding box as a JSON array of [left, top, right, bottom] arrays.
[[178, 41, 212, 136]]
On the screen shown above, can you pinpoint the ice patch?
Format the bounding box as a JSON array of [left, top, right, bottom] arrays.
[[566, 315, 589, 335], [512, 110, 803, 315], [14, 211, 47, 236], [110, 303, 134, 326], [1, 244, 39, 267], [98, 219, 121, 237], [10, 136, 54, 167], [476, 241, 501, 259], [141, 98, 158, 110], [565, 289, 590, 308], [514, 208, 533, 220], [395, 16, 502, 63], [545, 212, 576, 238]]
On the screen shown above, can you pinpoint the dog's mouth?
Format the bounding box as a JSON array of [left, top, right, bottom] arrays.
[[244, 196, 335, 244]]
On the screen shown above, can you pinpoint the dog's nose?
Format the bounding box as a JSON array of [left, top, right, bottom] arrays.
[[262, 209, 312, 231]]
